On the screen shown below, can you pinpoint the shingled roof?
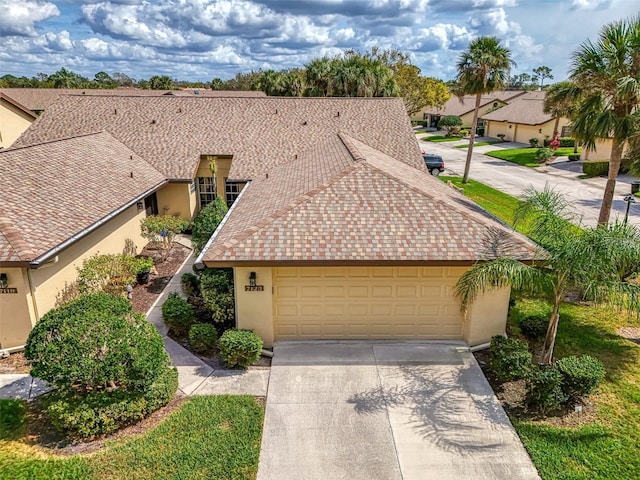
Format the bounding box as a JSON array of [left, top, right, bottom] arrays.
[[200, 133, 536, 265], [481, 91, 553, 125], [15, 96, 424, 181], [0, 132, 166, 265], [422, 90, 525, 117]]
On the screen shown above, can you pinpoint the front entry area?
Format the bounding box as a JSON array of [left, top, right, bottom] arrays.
[[257, 341, 540, 480], [273, 267, 465, 340]]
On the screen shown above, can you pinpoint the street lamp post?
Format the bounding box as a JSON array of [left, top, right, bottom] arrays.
[[623, 194, 636, 225]]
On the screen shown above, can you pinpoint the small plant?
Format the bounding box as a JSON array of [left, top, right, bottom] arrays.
[[140, 215, 189, 261], [437, 115, 463, 136], [201, 268, 235, 329], [555, 355, 605, 401], [189, 324, 218, 353], [162, 292, 195, 335], [568, 154, 581, 161], [77, 253, 152, 296], [583, 160, 609, 177], [519, 314, 549, 341], [489, 335, 533, 382], [525, 365, 567, 415], [529, 138, 539, 148], [0, 399, 27, 439], [181, 272, 201, 298], [559, 137, 575, 147], [497, 134, 506, 142], [218, 329, 263, 368], [535, 148, 554, 163], [543, 136, 550, 147]]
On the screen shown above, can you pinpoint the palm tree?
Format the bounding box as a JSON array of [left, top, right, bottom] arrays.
[[455, 187, 640, 364], [455, 37, 513, 184], [543, 81, 581, 142], [555, 16, 640, 225], [305, 57, 333, 96]]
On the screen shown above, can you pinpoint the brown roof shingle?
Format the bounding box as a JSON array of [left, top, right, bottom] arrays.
[[0, 132, 166, 263], [422, 90, 526, 117], [480, 91, 554, 125], [15, 96, 424, 181], [201, 134, 536, 264]]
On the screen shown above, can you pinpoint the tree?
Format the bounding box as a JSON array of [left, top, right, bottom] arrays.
[[210, 77, 225, 90], [543, 81, 581, 139], [455, 187, 640, 364], [554, 16, 640, 225], [94, 71, 116, 88], [393, 63, 449, 116], [140, 215, 189, 261], [48, 67, 85, 88], [147, 75, 175, 90], [437, 115, 463, 135], [257, 69, 286, 96], [113, 72, 135, 87], [455, 37, 513, 183], [533, 66, 553, 88]]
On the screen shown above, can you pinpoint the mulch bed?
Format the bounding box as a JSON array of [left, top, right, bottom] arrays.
[[130, 242, 191, 314], [0, 351, 31, 374]]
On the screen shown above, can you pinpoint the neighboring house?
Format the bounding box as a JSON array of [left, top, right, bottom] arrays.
[[481, 91, 572, 144], [417, 90, 525, 128], [2, 95, 536, 350], [0, 93, 37, 149]]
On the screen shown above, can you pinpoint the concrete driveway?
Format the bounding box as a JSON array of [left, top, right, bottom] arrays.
[[257, 341, 539, 480]]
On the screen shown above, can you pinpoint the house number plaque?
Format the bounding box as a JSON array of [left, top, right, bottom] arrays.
[[245, 285, 264, 291], [0, 288, 18, 294]]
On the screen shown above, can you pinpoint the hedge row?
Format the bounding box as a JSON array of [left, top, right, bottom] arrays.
[[583, 161, 609, 177]]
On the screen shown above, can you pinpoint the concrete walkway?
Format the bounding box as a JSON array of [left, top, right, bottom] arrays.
[[0, 235, 268, 400], [258, 341, 539, 480]]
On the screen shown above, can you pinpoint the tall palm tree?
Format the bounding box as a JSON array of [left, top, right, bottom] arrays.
[[455, 37, 513, 184], [543, 81, 581, 140], [555, 16, 640, 225], [305, 57, 332, 96], [455, 187, 640, 364]]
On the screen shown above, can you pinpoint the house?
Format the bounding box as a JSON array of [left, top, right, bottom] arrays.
[[417, 90, 525, 129], [2, 95, 536, 350], [0, 93, 37, 149], [481, 91, 572, 144]]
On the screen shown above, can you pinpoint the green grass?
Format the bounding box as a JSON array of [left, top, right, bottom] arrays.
[[485, 147, 581, 167], [508, 300, 640, 480], [454, 141, 500, 148], [422, 135, 463, 142], [0, 395, 264, 480]]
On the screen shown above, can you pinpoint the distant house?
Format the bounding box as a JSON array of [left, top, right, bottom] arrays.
[[417, 90, 525, 129], [1, 95, 536, 351], [0, 93, 37, 149], [481, 91, 572, 144]]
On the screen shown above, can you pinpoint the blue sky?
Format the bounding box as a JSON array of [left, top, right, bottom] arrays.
[[0, 0, 637, 82]]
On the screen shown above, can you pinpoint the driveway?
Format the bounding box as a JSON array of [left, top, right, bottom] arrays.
[[257, 341, 539, 480]]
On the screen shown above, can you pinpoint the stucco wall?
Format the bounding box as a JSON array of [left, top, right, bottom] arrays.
[[582, 138, 613, 161], [29, 203, 148, 327], [0, 268, 36, 349], [0, 100, 34, 149], [485, 121, 513, 141], [234, 266, 274, 347], [156, 183, 195, 219], [464, 286, 511, 346]]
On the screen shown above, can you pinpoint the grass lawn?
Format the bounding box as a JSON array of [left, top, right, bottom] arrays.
[[485, 147, 580, 167], [454, 141, 500, 148], [422, 135, 463, 142], [508, 300, 640, 480], [0, 395, 264, 480]]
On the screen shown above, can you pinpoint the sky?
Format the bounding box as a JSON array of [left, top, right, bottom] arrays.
[[0, 0, 638, 83]]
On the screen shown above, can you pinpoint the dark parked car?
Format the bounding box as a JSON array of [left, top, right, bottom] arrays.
[[422, 154, 445, 176]]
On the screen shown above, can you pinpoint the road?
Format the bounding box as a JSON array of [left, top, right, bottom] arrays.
[[418, 135, 640, 228]]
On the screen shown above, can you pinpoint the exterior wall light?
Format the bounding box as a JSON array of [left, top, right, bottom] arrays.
[[0, 273, 7, 288], [137, 201, 144, 211], [249, 271, 257, 287]]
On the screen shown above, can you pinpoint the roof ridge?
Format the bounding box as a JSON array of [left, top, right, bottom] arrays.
[[0, 93, 37, 119], [0, 216, 36, 261], [337, 131, 367, 162], [4, 130, 108, 153], [205, 162, 362, 259]]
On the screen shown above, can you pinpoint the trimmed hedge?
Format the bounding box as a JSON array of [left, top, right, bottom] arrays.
[[218, 329, 263, 368], [519, 314, 549, 341], [181, 272, 201, 298], [559, 137, 575, 147], [526, 366, 567, 415], [489, 335, 533, 382], [189, 324, 218, 353], [162, 292, 195, 335], [191, 198, 228, 253], [201, 268, 235, 329], [568, 154, 581, 161], [556, 355, 605, 401], [535, 148, 555, 163], [583, 160, 609, 177]]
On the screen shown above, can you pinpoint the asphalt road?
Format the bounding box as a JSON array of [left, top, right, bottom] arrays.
[[418, 135, 640, 228]]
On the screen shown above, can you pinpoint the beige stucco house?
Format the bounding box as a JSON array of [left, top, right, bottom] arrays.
[[0, 93, 37, 149], [481, 91, 572, 144], [2, 95, 536, 351]]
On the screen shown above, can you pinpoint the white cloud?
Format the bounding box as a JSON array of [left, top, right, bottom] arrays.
[[416, 23, 474, 52], [0, 0, 60, 36], [570, 0, 611, 10]]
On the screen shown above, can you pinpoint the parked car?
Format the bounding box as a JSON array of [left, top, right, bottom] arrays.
[[422, 154, 445, 176]]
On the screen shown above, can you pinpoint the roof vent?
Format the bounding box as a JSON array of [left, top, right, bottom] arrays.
[[130, 172, 134, 178], [275, 109, 278, 114], [151, 119, 156, 124], [302, 121, 307, 125], [335, 111, 340, 117], [114, 108, 117, 114], [265, 173, 269, 179], [129, 155, 133, 160], [294, 154, 298, 159], [178, 107, 182, 113], [194, 90, 199, 95]]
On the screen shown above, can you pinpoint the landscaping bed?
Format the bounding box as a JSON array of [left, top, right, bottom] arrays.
[[0, 351, 30, 374], [485, 147, 580, 167]]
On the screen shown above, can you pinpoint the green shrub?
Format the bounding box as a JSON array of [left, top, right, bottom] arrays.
[[438, 115, 463, 135], [583, 160, 609, 177], [181, 272, 201, 298], [43, 367, 177, 438], [77, 253, 152, 296], [218, 329, 263, 368], [162, 292, 195, 335], [519, 314, 549, 341], [497, 134, 506, 141], [0, 399, 27, 439], [559, 137, 575, 147], [25, 293, 171, 392], [543, 137, 550, 147], [140, 215, 190, 261], [568, 154, 581, 161], [192, 198, 228, 253], [529, 138, 539, 148], [555, 355, 606, 401], [535, 148, 554, 163], [525, 366, 567, 415], [489, 335, 533, 382], [189, 324, 218, 353], [459, 128, 470, 137], [201, 268, 235, 329]]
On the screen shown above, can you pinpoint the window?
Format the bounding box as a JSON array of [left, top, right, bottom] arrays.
[[197, 176, 216, 209], [561, 126, 572, 137], [225, 179, 244, 207]]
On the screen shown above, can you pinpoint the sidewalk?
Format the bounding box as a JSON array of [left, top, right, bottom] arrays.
[[0, 235, 269, 401]]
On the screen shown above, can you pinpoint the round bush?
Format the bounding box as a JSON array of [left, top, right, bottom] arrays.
[[218, 329, 263, 368], [535, 147, 554, 163], [25, 293, 171, 392], [525, 366, 567, 415], [555, 355, 605, 401], [189, 324, 218, 353], [489, 335, 533, 382], [162, 292, 195, 335], [191, 198, 228, 253], [181, 272, 201, 298], [519, 314, 548, 341]]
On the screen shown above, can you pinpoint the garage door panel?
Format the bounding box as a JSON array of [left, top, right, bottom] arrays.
[[371, 304, 392, 316], [325, 286, 345, 297], [276, 304, 298, 317], [276, 286, 298, 298], [348, 286, 369, 297], [301, 286, 322, 297], [325, 304, 345, 316], [394, 304, 417, 315], [372, 285, 393, 297]]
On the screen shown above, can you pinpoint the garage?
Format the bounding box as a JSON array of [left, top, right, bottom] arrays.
[[273, 266, 465, 340]]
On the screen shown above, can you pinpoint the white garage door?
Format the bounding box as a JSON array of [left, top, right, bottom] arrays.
[[273, 266, 465, 340]]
